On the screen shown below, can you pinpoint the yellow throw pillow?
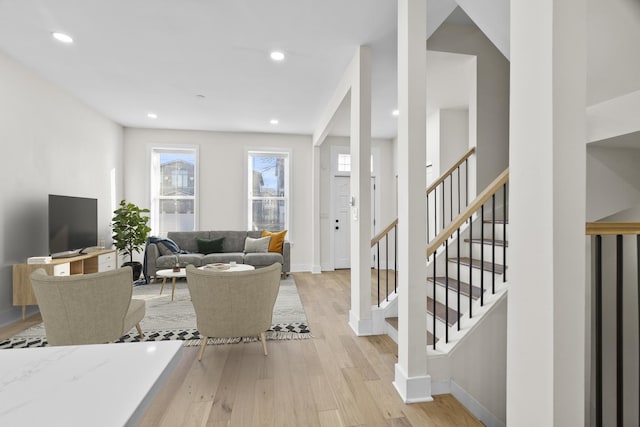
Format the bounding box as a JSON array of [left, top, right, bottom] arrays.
[[261, 230, 287, 253]]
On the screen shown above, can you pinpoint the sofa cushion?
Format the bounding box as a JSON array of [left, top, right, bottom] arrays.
[[244, 252, 284, 268], [156, 253, 204, 269], [244, 236, 270, 253], [202, 252, 245, 265], [196, 237, 225, 254], [210, 231, 248, 252], [167, 231, 211, 253]]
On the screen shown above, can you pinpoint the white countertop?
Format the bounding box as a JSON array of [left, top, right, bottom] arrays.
[[0, 341, 182, 427]]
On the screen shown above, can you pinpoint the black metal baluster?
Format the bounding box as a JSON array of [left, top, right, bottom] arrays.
[[385, 235, 389, 302], [637, 234, 640, 422], [469, 218, 473, 318], [492, 194, 496, 294], [442, 181, 445, 232], [450, 175, 453, 223], [481, 205, 485, 306], [432, 249, 437, 349], [457, 166, 461, 215], [595, 235, 603, 427], [445, 240, 449, 343], [457, 228, 461, 330], [426, 194, 430, 243], [394, 225, 397, 294], [503, 183, 507, 282], [616, 234, 623, 427], [377, 242, 381, 307], [434, 190, 438, 238], [465, 158, 469, 208]]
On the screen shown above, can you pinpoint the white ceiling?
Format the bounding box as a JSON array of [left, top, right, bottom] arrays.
[[0, 0, 483, 140]]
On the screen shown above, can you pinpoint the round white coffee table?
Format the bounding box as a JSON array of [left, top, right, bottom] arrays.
[[199, 263, 255, 273], [156, 268, 186, 301]]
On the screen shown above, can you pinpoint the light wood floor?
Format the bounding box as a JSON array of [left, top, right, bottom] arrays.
[[1, 270, 482, 427]]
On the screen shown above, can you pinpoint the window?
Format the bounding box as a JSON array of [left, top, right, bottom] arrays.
[[247, 151, 289, 232], [335, 153, 373, 173], [338, 153, 351, 172], [150, 147, 197, 235]]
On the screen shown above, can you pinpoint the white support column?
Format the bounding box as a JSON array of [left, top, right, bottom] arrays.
[[349, 46, 373, 336], [393, 0, 430, 403], [508, 0, 586, 425], [311, 144, 322, 274]]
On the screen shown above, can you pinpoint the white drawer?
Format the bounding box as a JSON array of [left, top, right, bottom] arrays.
[[98, 252, 117, 272], [53, 263, 70, 276], [98, 252, 116, 264]]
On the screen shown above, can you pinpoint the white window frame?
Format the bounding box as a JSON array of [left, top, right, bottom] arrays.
[[246, 149, 290, 234], [150, 145, 199, 236]]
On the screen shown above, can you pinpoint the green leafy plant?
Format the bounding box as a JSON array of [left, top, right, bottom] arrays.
[[111, 200, 152, 264]]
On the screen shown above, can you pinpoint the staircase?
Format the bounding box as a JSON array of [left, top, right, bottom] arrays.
[[371, 157, 509, 352], [385, 215, 508, 349]]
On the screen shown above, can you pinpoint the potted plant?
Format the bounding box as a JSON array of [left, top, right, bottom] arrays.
[[112, 200, 152, 281]]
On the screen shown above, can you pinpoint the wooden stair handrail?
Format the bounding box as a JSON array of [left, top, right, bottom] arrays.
[[426, 147, 476, 195], [371, 218, 398, 246], [427, 168, 509, 257], [585, 222, 640, 236]]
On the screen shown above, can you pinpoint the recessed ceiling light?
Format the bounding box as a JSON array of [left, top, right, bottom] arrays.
[[270, 119, 279, 125], [392, 109, 399, 117], [270, 51, 285, 62], [52, 32, 73, 43], [147, 113, 158, 119]]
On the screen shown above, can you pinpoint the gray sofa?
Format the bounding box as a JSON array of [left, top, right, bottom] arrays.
[[144, 230, 290, 280]]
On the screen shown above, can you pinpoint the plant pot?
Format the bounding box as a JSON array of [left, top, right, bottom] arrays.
[[122, 261, 143, 282]]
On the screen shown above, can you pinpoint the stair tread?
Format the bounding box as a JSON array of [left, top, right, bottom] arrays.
[[385, 317, 438, 345], [482, 219, 508, 224], [427, 296, 458, 326], [463, 238, 508, 247], [453, 257, 506, 275], [427, 276, 482, 299]]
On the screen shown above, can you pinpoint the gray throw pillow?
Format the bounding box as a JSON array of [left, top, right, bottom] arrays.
[[244, 236, 270, 253]]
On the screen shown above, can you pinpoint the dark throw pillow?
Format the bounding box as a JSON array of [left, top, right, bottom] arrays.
[[196, 237, 225, 255]]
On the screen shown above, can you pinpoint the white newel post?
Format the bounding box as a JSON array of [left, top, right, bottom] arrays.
[[349, 46, 374, 335], [393, 0, 430, 403], [508, 0, 586, 425]]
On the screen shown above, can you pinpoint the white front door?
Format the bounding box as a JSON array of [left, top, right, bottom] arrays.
[[333, 176, 351, 269], [333, 176, 377, 270]]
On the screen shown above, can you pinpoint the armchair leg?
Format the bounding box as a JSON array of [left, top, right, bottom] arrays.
[[198, 336, 208, 361], [260, 331, 268, 356], [135, 323, 144, 339]]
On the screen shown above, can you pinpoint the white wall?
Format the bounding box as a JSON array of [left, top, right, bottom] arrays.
[[586, 145, 640, 221], [0, 51, 123, 326], [123, 128, 313, 271], [428, 23, 510, 192]]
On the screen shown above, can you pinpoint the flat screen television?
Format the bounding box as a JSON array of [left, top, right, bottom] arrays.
[[48, 194, 98, 256]]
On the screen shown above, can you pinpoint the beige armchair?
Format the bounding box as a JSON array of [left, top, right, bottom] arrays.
[[186, 262, 282, 360], [30, 267, 145, 346]]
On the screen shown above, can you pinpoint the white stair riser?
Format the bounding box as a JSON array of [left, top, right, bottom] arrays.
[[427, 284, 473, 316], [468, 244, 506, 264], [480, 223, 508, 241], [426, 313, 452, 341], [448, 266, 506, 287]]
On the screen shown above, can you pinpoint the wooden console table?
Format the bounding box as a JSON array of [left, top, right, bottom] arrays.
[[13, 249, 117, 319]]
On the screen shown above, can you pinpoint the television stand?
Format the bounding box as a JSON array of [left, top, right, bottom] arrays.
[[13, 249, 117, 319]]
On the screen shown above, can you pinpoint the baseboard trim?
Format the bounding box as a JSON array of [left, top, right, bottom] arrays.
[[348, 310, 374, 336], [450, 380, 505, 427], [393, 363, 433, 403]]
